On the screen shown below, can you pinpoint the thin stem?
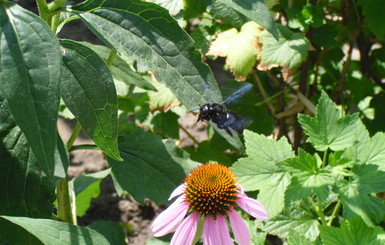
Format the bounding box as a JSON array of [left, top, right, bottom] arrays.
[[308, 197, 327, 225], [322, 148, 328, 168], [50, 13, 60, 34], [327, 201, 341, 226], [56, 177, 75, 224], [48, 0, 67, 12], [70, 144, 99, 151], [66, 121, 82, 150], [36, 0, 50, 24], [253, 71, 275, 114], [179, 123, 200, 145], [255, 89, 287, 107], [192, 215, 204, 245], [106, 50, 118, 67]]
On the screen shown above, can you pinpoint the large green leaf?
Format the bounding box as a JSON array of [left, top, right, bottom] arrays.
[[263, 209, 320, 242], [231, 130, 294, 217], [0, 2, 61, 179], [0, 91, 14, 132], [320, 216, 385, 245], [334, 164, 385, 226], [358, 0, 385, 40], [79, 41, 156, 91], [76, 0, 244, 151], [0, 127, 55, 219], [215, 0, 278, 40], [60, 40, 121, 161], [0, 216, 109, 245], [298, 91, 360, 151], [88, 220, 126, 245], [108, 129, 199, 205], [258, 24, 309, 71]]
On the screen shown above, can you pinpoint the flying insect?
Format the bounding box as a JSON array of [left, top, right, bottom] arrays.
[[195, 82, 253, 136]]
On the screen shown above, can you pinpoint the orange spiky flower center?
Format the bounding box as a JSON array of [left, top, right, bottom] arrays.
[[183, 163, 239, 218]]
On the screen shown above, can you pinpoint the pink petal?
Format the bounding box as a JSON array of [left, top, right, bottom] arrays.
[[236, 193, 268, 221], [152, 195, 189, 236], [169, 184, 185, 200], [170, 212, 200, 245], [228, 208, 250, 245], [202, 216, 233, 245]]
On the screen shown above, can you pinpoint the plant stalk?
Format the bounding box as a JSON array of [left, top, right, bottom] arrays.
[[66, 121, 82, 150], [322, 148, 328, 168], [56, 177, 75, 224], [308, 197, 327, 225], [327, 201, 341, 226], [47, 0, 67, 12], [36, 0, 50, 24], [106, 50, 118, 67]]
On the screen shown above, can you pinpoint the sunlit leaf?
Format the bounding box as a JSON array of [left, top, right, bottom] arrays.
[[0, 2, 61, 178], [60, 40, 122, 161], [0, 216, 109, 245]]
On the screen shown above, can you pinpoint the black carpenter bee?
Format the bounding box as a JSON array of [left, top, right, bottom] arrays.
[[195, 82, 254, 136], [196, 103, 244, 136]]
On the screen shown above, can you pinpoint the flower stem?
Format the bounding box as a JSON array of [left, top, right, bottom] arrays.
[[308, 197, 327, 225], [322, 148, 328, 168], [36, 0, 50, 24], [192, 216, 204, 245], [327, 200, 341, 226], [70, 144, 99, 151], [50, 12, 60, 33], [106, 50, 117, 67], [47, 0, 67, 12], [56, 177, 76, 224], [66, 121, 82, 150]]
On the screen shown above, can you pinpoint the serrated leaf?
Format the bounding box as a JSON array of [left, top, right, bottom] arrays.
[[0, 216, 109, 245], [263, 211, 319, 241], [216, 0, 278, 40], [257, 25, 309, 78], [108, 129, 199, 205], [344, 132, 385, 171], [231, 130, 294, 217], [60, 40, 122, 161], [282, 150, 334, 205], [71, 169, 111, 217], [0, 2, 61, 178], [298, 91, 360, 151], [76, 0, 245, 151], [0, 127, 55, 218], [334, 164, 385, 226], [287, 230, 313, 245], [320, 216, 385, 245]]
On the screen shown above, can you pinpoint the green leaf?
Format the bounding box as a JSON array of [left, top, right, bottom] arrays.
[[334, 164, 385, 226], [79, 42, 156, 91], [0, 216, 109, 245], [60, 40, 122, 161], [151, 111, 180, 139], [216, 0, 278, 40], [231, 130, 294, 217], [258, 24, 309, 71], [282, 150, 334, 204], [298, 91, 360, 151], [0, 91, 14, 132], [77, 0, 222, 110], [88, 220, 126, 245], [71, 169, 111, 217], [71, 0, 106, 11], [344, 132, 385, 171], [358, 0, 385, 40], [263, 209, 319, 241], [245, 220, 267, 245], [320, 216, 385, 245], [0, 2, 61, 178], [108, 129, 199, 205], [150, 0, 184, 16], [287, 230, 313, 245], [149, 82, 179, 112], [77, 0, 245, 151], [0, 127, 55, 218]]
